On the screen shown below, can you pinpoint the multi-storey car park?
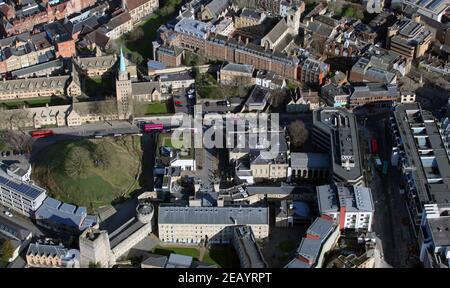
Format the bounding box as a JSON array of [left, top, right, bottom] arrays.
[[312, 108, 364, 186]]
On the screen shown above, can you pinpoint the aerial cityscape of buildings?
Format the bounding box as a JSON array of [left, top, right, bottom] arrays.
[[0, 0, 448, 271]]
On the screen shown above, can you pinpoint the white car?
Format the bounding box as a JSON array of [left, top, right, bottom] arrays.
[[3, 211, 13, 218]]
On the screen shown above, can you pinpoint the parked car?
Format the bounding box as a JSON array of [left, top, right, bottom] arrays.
[[3, 211, 13, 218]]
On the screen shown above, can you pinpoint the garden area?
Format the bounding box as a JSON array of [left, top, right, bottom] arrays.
[[151, 245, 200, 259], [134, 101, 170, 116], [195, 71, 250, 99], [117, 0, 183, 62], [0, 96, 69, 109], [202, 245, 240, 268], [84, 76, 114, 97]]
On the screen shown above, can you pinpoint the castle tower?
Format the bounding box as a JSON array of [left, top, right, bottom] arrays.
[[79, 228, 114, 268], [115, 48, 133, 120]]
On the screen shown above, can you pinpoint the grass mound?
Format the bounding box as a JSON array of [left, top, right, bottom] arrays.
[[32, 136, 142, 209]]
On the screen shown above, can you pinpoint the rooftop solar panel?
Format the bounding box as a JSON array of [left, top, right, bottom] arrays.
[[0, 174, 46, 200], [417, 0, 432, 6], [427, 0, 445, 10]]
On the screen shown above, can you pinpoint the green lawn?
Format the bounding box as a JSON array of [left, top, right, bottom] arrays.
[[196, 73, 222, 99], [195, 72, 249, 99], [151, 246, 200, 259], [202, 246, 240, 268], [84, 76, 114, 97], [163, 137, 173, 147], [119, 0, 183, 60], [0, 260, 7, 268], [145, 102, 168, 115], [32, 136, 142, 209], [0, 96, 69, 109], [157, 133, 186, 150]]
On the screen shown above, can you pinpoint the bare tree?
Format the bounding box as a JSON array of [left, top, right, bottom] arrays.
[[3, 109, 29, 131], [4, 131, 34, 153], [105, 40, 120, 55], [288, 120, 309, 149], [90, 98, 118, 120], [64, 146, 91, 177], [129, 27, 144, 42], [310, 36, 327, 55]]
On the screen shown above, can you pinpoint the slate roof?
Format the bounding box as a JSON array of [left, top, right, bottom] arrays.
[[132, 81, 161, 95], [263, 19, 288, 44], [221, 63, 254, 74], [11, 58, 64, 78], [240, 8, 264, 20], [105, 11, 131, 30], [204, 0, 229, 17], [76, 55, 117, 69], [0, 216, 32, 241], [27, 243, 68, 258], [158, 205, 269, 225], [0, 76, 70, 93], [141, 254, 168, 267]]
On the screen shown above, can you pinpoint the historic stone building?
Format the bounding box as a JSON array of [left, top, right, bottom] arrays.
[[0, 74, 81, 101], [123, 0, 159, 25], [115, 49, 133, 120]]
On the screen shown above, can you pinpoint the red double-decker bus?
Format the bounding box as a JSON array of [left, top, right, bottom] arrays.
[[371, 138, 379, 155], [143, 123, 164, 132], [30, 130, 54, 139]]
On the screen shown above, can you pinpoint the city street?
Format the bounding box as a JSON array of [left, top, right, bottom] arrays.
[[358, 111, 419, 268]]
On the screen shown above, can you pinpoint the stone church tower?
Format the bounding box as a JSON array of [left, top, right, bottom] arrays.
[[286, 6, 301, 35], [115, 48, 133, 120]]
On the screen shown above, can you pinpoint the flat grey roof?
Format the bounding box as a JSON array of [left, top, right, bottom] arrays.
[[317, 184, 374, 213], [35, 197, 96, 230], [290, 153, 330, 169], [246, 184, 298, 195], [158, 205, 269, 225], [428, 216, 450, 247], [167, 253, 193, 268], [393, 103, 450, 206], [313, 108, 363, 183]]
